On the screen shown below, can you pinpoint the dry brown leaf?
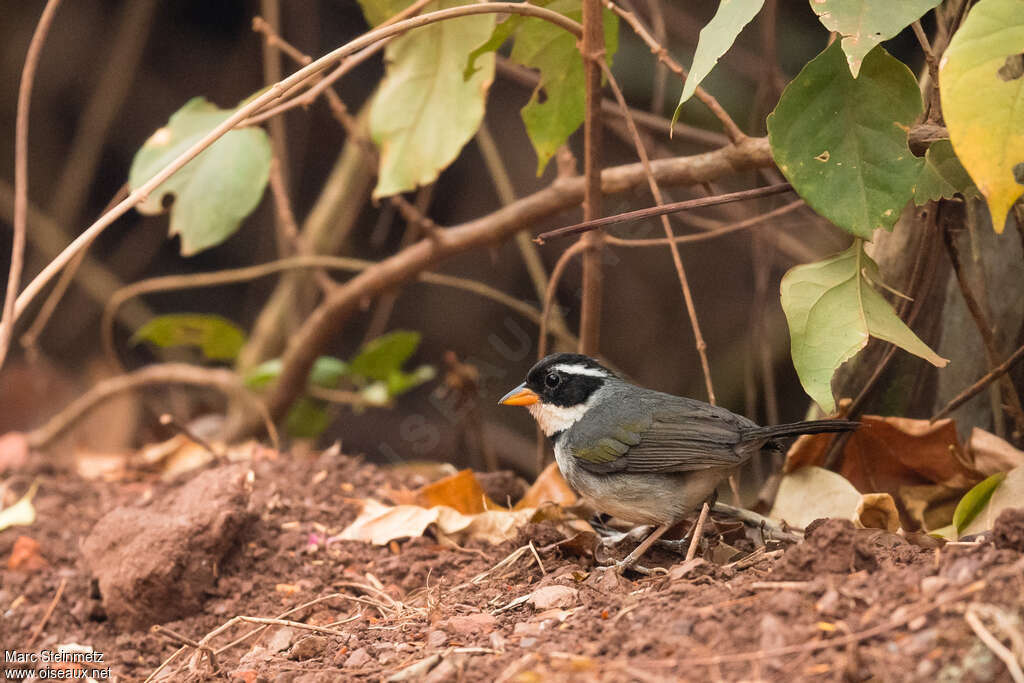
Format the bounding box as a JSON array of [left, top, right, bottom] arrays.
[[787, 416, 982, 509], [515, 463, 578, 510], [8, 535, 47, 572], [73, 449, 129, 481], [409, 468, 501, 514], [770, 466, 900, 531], [968, 428, 1024, 476], [336, 499, 535, 546]]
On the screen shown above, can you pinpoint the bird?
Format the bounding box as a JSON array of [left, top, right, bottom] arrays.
[[499, 352, 858, 573]]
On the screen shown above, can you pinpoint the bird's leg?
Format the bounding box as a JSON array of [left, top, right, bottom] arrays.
[[598, 523, 671, 575]]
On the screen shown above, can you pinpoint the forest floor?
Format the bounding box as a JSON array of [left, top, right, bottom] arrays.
[[2, 444, 1024, 682]]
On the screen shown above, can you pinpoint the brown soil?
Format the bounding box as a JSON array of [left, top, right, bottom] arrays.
[[3, 449, 1024, 682]]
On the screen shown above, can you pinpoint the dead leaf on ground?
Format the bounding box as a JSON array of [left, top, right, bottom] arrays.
[[968, 428, 1024, 475], [770, 466, 900, 531], [74, 449, 129, 481], [515, 463, 578, 510], [0, 482, 38, 532], [410, 468, 500, 514], [335, 498, 535, 546]]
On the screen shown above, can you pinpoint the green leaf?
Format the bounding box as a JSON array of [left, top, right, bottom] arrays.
[[132, 314, 246, 361], [244, 358, 283, 389], [387, 365, 437, 396], [939, 0, 1024, 233], [129, 97, 272, 255], [285, 397, 333, 439], [245, 356, 349, 390], [672, 0, 764, 122], [349, 331, 422, 382], [960, 465, 1024, 537], [470, 0, 618, 174], [914, 139, 981, 205], [768, 42, 924, 239], [809, 0, 942, 77], [357, 0, 414, 27], [952, 471, 1007, 533], [369, 0, 496, 198], [780, 242, 948, 412]]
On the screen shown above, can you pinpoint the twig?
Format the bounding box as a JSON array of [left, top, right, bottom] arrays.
[[578, 0, 606, 355], [102, 255, 578, 369], [536, 183, 794, 243], [1, 0, 64, 372], [27, 577, 66, 647], [159, 413, 222, 458], [603, 200, 803, 248], [259, 0, 290, 196], [603, 0, 745, 142], [27, 363, 279, 451], [965, 606, 1024, 683], [933, 341, 1024, 421], [911, 19, 942, 122], [685, 501, 710, 561], [10, 2, 586, 332], [599, 63, 724, 402], [151, 625, 218, 673]]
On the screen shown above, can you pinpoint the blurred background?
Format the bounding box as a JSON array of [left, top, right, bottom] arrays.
[[0, 1, 948, 474]]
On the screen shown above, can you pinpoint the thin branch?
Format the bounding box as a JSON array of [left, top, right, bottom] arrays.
[[259, 0, 289, 196], [933, 341, 1024, 422], [1, 0, 64, 372], [27, 577, 66, 647], [599, 61, 717, 402], [603, 0, 745, 142], [254, 138, 774, 431], [604, 199, 803, 248], [536, 183, 793, 242], [578, 0, 606, 355], [911, 19, 942, 122], [10, 2, 586, 332], [27, 363, 279, 451], [102, 255, 578, 369]]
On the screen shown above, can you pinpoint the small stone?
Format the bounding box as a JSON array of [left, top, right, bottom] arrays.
[[344, 647, 373, 668], [528, 585, 578, 610], [426, 630, 448, 648], [489, 632, 507, 650], [920, 575, 948, 597], [264, 626, 295, 653], [289, 635, 328, 661], [444, 612, 497, 635]]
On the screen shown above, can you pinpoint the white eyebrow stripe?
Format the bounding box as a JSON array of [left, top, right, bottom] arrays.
[[552, 363, 608, 378]]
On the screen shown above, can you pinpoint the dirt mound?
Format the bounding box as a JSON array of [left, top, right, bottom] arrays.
[[992, 507, 1024, 552]]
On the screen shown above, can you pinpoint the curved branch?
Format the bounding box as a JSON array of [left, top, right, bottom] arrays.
[[258, 137, 774, 427]]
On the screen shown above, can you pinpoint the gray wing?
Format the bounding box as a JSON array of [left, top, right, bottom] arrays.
[[567, 387, 761, 474]]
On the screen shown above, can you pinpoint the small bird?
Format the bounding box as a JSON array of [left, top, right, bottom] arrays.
[[499, 353, 857, 572]]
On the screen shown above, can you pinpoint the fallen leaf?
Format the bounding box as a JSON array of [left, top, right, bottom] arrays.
[[968, 428, 1024, 475], [335, 499, 535, 546], [770, 466, 899, 531], [73, 449, 129, 481], [515, 463, 578, 510], [7, 535, 47, 571], [410, 469, 500, 514], [0, 482, 38, 532]]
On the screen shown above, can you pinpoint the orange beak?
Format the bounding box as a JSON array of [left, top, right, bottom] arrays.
[[499, 383, 539, 406]]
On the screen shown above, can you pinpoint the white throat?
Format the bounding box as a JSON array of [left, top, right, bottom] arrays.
[[528, 391, 600, 436]]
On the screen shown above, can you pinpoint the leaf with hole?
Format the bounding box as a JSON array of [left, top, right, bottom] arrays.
[[467, 0, 618, 175], [672, 0, 764, 123], [129, 97, 271, 256], [809, 0, 942, 77], [939, 0, 1024, 233], [768, 42, 924, 239], [368, 0, 496, 198], [914, 139, 981, 205], [132, 314, 246, 362], [780, 242, 948, 413]]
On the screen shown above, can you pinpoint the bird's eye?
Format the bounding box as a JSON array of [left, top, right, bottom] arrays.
[[545, 373, 560, 388]]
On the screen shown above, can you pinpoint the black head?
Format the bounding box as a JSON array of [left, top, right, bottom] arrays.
[[499, 353, 615, 408]]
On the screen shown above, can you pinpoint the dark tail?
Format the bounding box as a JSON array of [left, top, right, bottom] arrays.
[[753, 419, 859, 440]]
